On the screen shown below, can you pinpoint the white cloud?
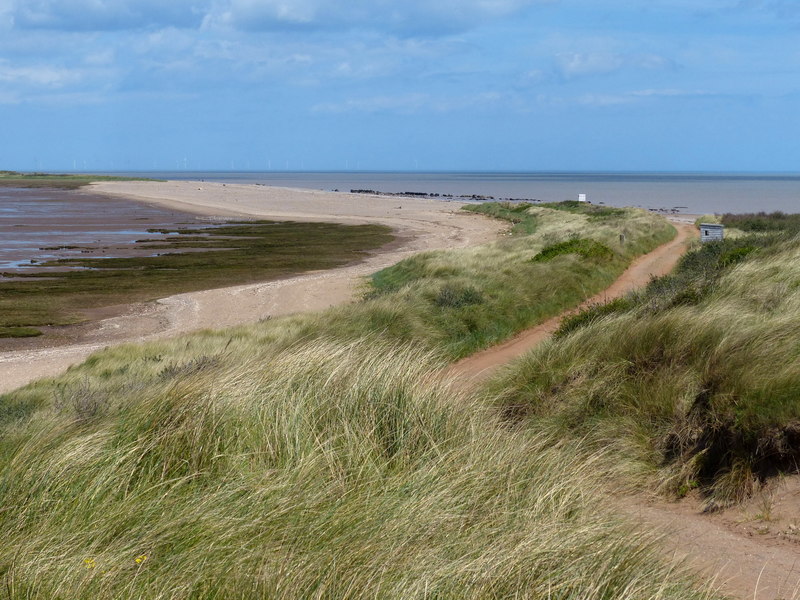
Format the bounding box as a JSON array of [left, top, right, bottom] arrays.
[[0, 0, 12, 28], [733, 0, 800, 18], [4, 0, 547, 33], [630, 88, 709, 98], [0, 61, 80, 86], [10, 0, 212, 30], [537, 88, 713, 107], [84, 48, 116, 66], [0, 90, 20, 104], [554, 50, 675, 79], [312, 90, 508, 114], [556, 52, 624, 78], [200, 0, 547, 35], [313, 93, 431, 114]]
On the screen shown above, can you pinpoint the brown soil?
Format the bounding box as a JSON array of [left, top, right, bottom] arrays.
[[619, 480, 800, 600]]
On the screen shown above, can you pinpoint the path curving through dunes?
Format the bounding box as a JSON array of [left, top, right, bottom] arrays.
[[446, 220, 696, 384], [447, 219, 800, 600], [619, 489, 800, 600]]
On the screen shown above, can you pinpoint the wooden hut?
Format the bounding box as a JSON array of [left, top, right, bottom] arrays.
[[699, 223, 724, 243]]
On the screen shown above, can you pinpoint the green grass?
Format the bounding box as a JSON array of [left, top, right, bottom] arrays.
[[539, 200, 626, 220], [722, 211, 800, 233], [0, 171, 157, 189], [462, 201, 539, 234], [0, 340, 714, 599], [487, 216, 800, 509], [364, 202, 674, 358], [531, 238, 614, 262], [0, 221, 394, 335], [0, 204, 721, 598], [0, 326, 43, 338]]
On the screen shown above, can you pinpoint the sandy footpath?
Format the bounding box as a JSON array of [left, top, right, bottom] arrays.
[[0, 181, 503, 394], [447, 221, 696, 383]]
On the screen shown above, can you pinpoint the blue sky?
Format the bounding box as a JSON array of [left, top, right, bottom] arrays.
[[0, 0, 798, 172]]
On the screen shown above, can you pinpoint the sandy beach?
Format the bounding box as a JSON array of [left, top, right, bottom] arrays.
[[0, 181, 504, 393]]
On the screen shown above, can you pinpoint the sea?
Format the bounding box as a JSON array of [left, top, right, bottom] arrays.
[[4, 171, 800, 272], [101, 171, 800, 216]]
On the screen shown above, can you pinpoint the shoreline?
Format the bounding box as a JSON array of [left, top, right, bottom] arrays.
[[0, 180, 504, 394]]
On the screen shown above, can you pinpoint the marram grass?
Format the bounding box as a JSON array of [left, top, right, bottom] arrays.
[[0, 204, 714, 598], [366, 203, 675, 357], [487, 233, 800, 509], [0, 340, 713, 599]]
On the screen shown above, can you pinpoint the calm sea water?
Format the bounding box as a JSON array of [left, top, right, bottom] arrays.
[[103, 171, 800, 215]]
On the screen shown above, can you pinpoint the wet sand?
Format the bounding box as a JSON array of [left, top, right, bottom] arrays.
[[0, 181, 504, 393], [0, 187, 213, 273]]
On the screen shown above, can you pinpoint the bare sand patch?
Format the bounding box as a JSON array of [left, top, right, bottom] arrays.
[[0, 181, 503, 394]]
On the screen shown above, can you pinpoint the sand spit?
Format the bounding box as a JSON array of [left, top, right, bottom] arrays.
[[0, 181, 503, 394]]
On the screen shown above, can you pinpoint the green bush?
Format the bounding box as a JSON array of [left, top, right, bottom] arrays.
[[555, 296, 635, 338], [532, 238, 615, 262], [434, 283, 484, 308]]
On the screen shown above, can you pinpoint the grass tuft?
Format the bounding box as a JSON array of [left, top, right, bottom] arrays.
[[0, 171, 158, 189], [0, 326, 43, 338], [532, 238, 615, 262]]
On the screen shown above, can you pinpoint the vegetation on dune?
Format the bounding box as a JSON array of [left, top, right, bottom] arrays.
[[0, 326, 43, 338], [0, 202, 716, 598], [0, 341, 712, 599], [367, 202, 674, 357], [531, 238, 614, 262], [0, 171, 157, 189], [721, 210, 800, 233], [462, 201, 539, 234], [538, 200, 627, 220], [489, 214, 800, 509], [0, 221, 394, 336]]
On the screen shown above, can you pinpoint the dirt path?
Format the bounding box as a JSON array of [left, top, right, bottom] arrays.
[[447, 220, 800, 600], [447, 221, 696, 383], [620, 485, 800, 600]]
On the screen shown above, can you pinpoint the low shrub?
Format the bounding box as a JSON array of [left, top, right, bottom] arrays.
[[433, 283, 484, 308], [555, 296, 635, 338], [532, 238, 614, 262]]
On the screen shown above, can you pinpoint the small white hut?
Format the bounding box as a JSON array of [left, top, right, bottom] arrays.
[[699, 223, 724, 243]]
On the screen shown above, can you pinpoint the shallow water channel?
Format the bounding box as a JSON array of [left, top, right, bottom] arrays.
[[0, 188, 215, 273]]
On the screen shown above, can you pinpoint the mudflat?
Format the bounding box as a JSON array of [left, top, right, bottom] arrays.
[[0, 181, 504, 393], [0, 187, 206, 272]]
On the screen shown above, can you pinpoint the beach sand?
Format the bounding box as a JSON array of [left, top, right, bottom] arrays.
[[0, 181, 504, 393]]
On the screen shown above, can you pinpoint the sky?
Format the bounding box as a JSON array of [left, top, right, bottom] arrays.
[[0, 0, 799, 172]]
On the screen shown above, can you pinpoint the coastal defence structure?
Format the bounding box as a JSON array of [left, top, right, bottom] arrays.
[[699, 223, 724, 243]]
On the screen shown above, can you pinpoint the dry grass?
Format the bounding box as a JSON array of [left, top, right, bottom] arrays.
[[0, 340, 713, 599], [487, 232, 800, 509], [0, 205, 719, 598]]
